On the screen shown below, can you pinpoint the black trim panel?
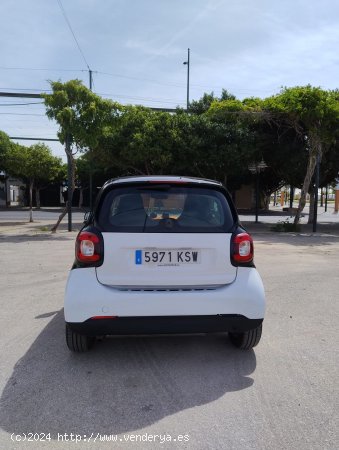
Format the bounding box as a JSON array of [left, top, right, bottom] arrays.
[[66, 315, 263, 337]]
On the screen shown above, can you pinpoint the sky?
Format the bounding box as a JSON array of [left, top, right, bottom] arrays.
[[1, 0, 339, 161]]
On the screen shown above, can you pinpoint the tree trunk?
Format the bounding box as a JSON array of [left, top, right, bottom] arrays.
[[51, 136, 76, 232], [51, 202, 68, 233], [29, 179, 34, 223], [35, 188, 41, 209], [294, 133, 322, 225], [145, 161, 150, 175], [263, 193, 270, 210]]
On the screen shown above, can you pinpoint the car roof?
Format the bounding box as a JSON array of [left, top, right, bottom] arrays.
[[103, 175, 223, 188]]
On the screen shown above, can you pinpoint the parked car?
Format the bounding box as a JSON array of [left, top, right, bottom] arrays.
[[64, 176, 265, 352]]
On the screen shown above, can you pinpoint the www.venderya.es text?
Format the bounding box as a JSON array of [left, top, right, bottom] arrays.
[[11, 432, 190, 444]]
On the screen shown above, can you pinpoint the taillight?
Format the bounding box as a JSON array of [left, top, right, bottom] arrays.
[[231, 232, 254, 265], [75, 231, 103, 265]]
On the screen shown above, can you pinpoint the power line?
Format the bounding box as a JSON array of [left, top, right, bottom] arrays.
[[56, 0, 90, 70], [0, 66, 86, 72], [0, 91, 179, 111], [0, 88, 52, 92], [97, 71, 186, 89], [0, 68, 279, 97], [0, 91, 184, 107], [0, 102, 44, 106], [96, 70, 279, 95], [0, 112, 45, 116], [10, 136, 60, 142], [98, 92, 185, 105], [0, 66, 257, 93]]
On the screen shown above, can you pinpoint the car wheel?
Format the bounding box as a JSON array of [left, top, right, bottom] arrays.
[[65, 324, 94, 352], [229, 323, 262, 350]]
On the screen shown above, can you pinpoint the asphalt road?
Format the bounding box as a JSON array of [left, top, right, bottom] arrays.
[[0, 225, 338, 449], [1, 204, 339, 224]]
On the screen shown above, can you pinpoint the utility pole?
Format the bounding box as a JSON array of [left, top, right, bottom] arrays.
[[89, 69, 93, 90], [183, 48, 190, 111], [88, 69, 93, 210], [66, 134, 73, 232]]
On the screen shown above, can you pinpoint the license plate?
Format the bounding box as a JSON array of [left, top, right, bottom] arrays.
[[135, 249, 201, 266]]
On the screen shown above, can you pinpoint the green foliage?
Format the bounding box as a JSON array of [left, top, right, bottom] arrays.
[[189, 90, 236, 115], [41, 81, 339, 209], [263, 85, 339, 223], [5, 142, 63, 213], [271, 219, 301, 232], [265, 86, 338, 128], [43, 79, 122, 149], [97, 106, 173, 175], [0, 130, 14, 172], [189, 92, 217, 115], [96, 105, 251, 188], [5, 143, 63, 186]]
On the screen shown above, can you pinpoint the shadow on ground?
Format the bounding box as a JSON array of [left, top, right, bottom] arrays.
[[0, 311, 256, 438], [0, 233, 74, 243], [0, 222, 30, 227]]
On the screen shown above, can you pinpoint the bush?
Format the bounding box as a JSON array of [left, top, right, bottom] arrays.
[[271, 219, 300, 232]]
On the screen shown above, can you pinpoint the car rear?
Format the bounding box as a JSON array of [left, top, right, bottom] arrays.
[[64, 176, 265, 351]]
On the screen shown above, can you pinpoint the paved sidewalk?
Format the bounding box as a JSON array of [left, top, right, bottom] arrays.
[[0, 204, 338, 237]]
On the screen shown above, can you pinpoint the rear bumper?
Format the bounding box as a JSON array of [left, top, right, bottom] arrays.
[[64, 266, 265, 322], [66, 315, 263, 336]]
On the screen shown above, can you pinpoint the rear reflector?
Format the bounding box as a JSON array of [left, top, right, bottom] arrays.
[[91, 316, 118, 320]]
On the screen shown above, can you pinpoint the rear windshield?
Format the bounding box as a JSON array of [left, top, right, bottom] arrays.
[[97, 185, 235, 233]]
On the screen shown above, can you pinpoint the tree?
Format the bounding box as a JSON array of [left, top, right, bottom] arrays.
[[264, 86, 339, 224], [43, 80, 121, 149], [206, 97, 273, 195], [206, 89, 339, 215], [0, 131, 14, 172], [189, 92, 218, 115], [5, 143, 62, 221], [43, 80, 122, 230], [42, 83, 339, 226], [170, 111, 250, 188], [34, 153, 64, 209], [0, 131, 15, 206], [75, 154, 105, 208], [98, 106, 175, 175], [97, 105, 249, 189], [189, 90, 236, 115]]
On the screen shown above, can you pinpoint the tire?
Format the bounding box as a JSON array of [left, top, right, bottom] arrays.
[[229, 322, 263, 350], [66, 324, 94, 352]]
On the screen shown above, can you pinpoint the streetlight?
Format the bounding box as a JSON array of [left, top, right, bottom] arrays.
[[248, 159, 267, 223], [183, 48, 190, 111]]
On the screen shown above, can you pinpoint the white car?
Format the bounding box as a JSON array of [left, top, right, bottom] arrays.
[[64, 176, 265, 352]]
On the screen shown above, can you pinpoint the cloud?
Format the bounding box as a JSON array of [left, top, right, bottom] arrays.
[[1, 0, 339, 159], [129, 0, 226, 71]]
